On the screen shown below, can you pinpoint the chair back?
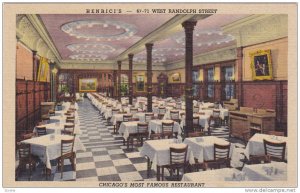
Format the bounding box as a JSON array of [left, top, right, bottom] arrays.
[[66, 118, 75, 124], [214, 143, 231, 160], [212, 110, 220, 117], [36, 126, 47, 136], [157, 114, 165, 120], [61, 137, 75, 157], [18, 143, 31, 160], [130, 108, 138, 114], [158, 107, 166, 114], [123, 114, 133, 122], [169, 145, 188, 165], [162, 121, 174, 133], [198, 112, 205, 115], [176, 103, 181, 109], [137, 123, 149, 134], [170, 110, 179, 120], [112, 108, 119, 115], [263, 139, 286, 162], [193, 116, 200, 126], [193, 106, 199, 113], [145, 113, 154, 123], [63, 124, 75, 135]]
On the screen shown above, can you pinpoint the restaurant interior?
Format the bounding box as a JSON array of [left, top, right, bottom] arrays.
[[15, 14, 288, 183]]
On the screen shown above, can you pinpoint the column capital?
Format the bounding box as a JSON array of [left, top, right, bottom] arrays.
[[145, 43, 154, 51], [117, 60, 122, 65], [182, 20, 197, 31], [128, 53, 134, 60], [32, 50, 37, 55]]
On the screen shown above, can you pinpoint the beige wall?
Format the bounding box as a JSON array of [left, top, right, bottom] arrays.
[[16, 42, 33, 80], [243, 37, 288, 81]]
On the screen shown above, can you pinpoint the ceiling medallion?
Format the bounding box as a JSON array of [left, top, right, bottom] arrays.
[[61, 19, 137, 41], [173, 30, 235, 47], [69, 54, 108, 61], [67, 43, 116, 54]]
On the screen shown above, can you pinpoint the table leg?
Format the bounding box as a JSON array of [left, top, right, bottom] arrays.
[[147, 157, 152, 178], [156, 165, 161, 181]]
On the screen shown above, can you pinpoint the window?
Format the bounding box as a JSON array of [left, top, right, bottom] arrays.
[[192, 70, 200, 97], [120, 74, 129, 96], [221, 66, 235, 100], [207, 68, 214, 98]]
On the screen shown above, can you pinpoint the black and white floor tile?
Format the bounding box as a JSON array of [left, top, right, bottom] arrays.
[[16, 98, 245, 181]]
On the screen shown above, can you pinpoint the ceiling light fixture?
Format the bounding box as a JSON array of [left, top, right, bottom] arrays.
[[61, 19, 137, 41]]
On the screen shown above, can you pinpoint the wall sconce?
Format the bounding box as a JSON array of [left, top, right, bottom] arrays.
[[52, 68, 58, 74]]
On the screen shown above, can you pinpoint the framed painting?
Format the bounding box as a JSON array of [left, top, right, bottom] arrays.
[[136, 74, 145, 92], [79, 78, 97, 92], [172, 73, 181, 82], [250, 49, 273, 80]]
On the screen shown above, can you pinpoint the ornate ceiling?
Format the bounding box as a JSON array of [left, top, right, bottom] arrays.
[[39, 14, 249, 65]]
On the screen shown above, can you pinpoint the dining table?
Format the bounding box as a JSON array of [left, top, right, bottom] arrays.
[[244, 133, 288, 160], [140, 139, 195, 181], [21, 134, 85, 170]]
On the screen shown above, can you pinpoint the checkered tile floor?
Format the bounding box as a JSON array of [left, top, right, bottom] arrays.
[[16, 98, 246, 181]]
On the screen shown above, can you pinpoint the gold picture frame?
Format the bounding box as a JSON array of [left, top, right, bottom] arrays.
[[79, 78, 97, 92], [250, 49, 273, 80], [172, 72, 181, 82]]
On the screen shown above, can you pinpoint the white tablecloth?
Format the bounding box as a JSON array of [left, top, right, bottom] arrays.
[[140, 139, 194, 167], [183, 136, 235, 163], [242, 162, 287, 181], [118, 121, 140, 139], [22, 134, 85, 169], [148, 120, 181, 136], [244, 134, 288, 160], [182, 168, 241, 181]]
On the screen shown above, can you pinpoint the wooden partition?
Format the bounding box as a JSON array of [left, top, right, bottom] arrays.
[[16, 79, 50, 141]]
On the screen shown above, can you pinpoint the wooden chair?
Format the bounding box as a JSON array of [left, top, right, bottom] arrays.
[[204, 143, 231, 170], [130, 108, 138, 114], [161, 121, 174, 139], [57, 136, 76, 179], [36, 126, 47, 136], [162, 145, 188, 181], [49, 109, 55, 116], [158, 107, 166, 114], [193, 106, 199, 113], [137, 122, 149, 146], [192, 116, 203, 132], [175, 103, 182, 110], [123, 114, 133, 122], [157, 114, 165, 120], [145, 113, 154, 123], [263, 139, 286, 162], [16, 143, 36, 180], [170, 110, 180, 123], [62, 124, 75, 135], [211, 110, 221, 127], [41, 115, 50, 124], [112, 108, 120, 115]]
